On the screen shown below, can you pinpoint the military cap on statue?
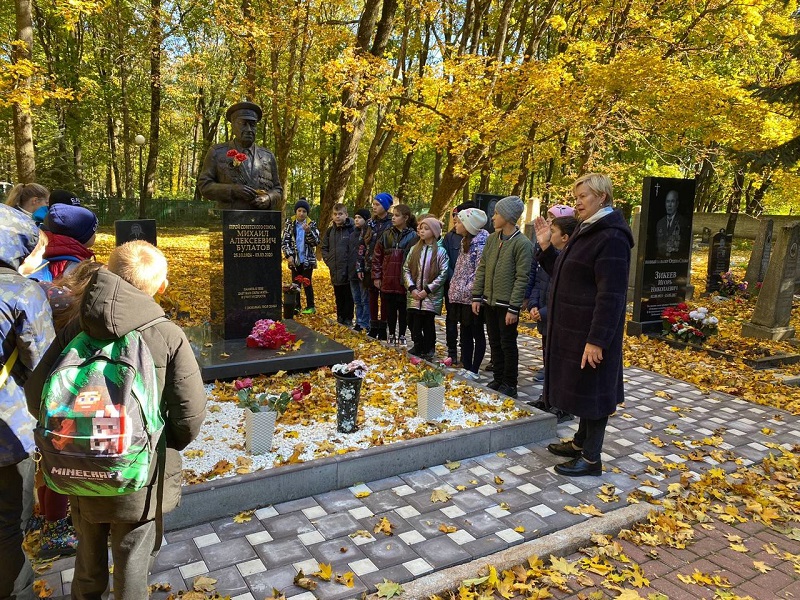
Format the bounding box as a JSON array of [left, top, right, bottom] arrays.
[[226, 101, 263, 122]]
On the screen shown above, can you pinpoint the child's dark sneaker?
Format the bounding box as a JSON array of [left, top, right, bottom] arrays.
[[39, 517, 78, 559]]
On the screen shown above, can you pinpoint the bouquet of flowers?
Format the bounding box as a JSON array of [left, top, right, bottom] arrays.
[[331, 359, 368, 379], [717, 271, 749, 298], [284, 275, 311, 294], [226, 148, 248, 167], [246, 319, 297, 349], [661, 303, 719, 344], [235, 378, 311, 413]]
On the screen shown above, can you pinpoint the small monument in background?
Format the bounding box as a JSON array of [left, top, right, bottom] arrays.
[[115, 219, 157, 246], [705, 229, 733, 294], [742, 222, 800, 341], [744, 219, 774, 288]]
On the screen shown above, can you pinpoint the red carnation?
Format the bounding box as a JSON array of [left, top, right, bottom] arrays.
[[226, 149, 238, 157], [301, 381, 311, 395], [235, 152, 247, 162]]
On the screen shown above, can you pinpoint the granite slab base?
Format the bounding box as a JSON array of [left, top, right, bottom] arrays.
[[657, 334, 800, 369], [165, 408, 557, 530], [185, 320, 354, 381]]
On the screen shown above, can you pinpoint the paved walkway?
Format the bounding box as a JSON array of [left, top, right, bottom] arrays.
[[37, 323, 800, 599]]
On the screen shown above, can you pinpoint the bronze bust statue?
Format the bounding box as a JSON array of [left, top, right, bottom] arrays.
[[198, 102, 283, 210]]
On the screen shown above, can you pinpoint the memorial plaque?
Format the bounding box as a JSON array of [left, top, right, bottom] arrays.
[[628, 177, 696, 336], [115, 219, 157, 246], [701, 227, 712, 244], [210, 210, 282, 339], [705, 229, 733, 294]]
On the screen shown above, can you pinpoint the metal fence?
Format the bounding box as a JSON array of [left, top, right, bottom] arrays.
[[81, 197, 215, 227]]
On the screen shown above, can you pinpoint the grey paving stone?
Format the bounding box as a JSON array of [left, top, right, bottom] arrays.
[[494, 488, 537, 512], [458, 510, 507, 538], [361, 489, 408, 513], [363, 512, 414, 535], [148, 567, 189, 598], [35, 572, 62, 598], [414, 535, 472, 569], [365, 475, 407, 491], [474, 453, 516, 472], [164, 522, 215, 544], [197, 565, 248, 597], [359, 537, 419, 569], [212, 514, 266, 541], [402, 513, 447, 538], [308, 536, 368, 565], [404, 489, 449, 514], [311, 575, 369, 600], [450, 489, 497, 512], [199, 537, 257, 571], [253, 538, 313, 569], [400, 469, 442, 490], [313, 489, 364, 513], [262, 512, 317, 539], [151, 539, 203, 572], [312, 512, 363, 540], [501, 510, 549, 539], [358, 564, 414, 592], [462, 534, 510, 558], [245, 566, 304, 598], [273, 496, 320, 514]]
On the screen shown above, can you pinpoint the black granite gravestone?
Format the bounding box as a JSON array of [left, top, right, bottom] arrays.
[[705, 229, 733, 294], [628, 177, 696, 336], [473, 193, 505, 233], [701, 227, 711, 244], [210, 210, 282, 339], [115, 219, 157, 246]]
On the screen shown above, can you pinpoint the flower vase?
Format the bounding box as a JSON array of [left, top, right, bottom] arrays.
[[245, 408, 276, 455], [334, 373, 362, 433], [417, 383, 445, 420], [283, 291, 300, 319]]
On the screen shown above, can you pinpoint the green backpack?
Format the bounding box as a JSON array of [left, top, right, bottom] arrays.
[[35, 319, 165, 496]]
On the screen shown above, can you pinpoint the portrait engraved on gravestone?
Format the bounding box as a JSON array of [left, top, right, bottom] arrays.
[[198, 102, 283, 210], [655, 190, 690, 259]]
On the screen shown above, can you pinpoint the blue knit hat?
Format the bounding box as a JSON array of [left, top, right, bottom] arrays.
[[294, 198, 310, 213], [43, 204, 98, 245], [374, 192, 393, 211]]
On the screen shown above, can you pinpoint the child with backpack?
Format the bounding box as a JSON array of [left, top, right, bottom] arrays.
[[404, 218, 449, 359], [372, 204, 418, 346], [0, 204, 55, 600], [359, 192, 394, 339], [471, 196, 533, 399], [26, 240, 207, 600]]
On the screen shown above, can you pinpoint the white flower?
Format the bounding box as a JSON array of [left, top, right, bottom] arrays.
[[689, 311, 700, 320], [709, 316, 718, 325], [697, 307, 708, 315]]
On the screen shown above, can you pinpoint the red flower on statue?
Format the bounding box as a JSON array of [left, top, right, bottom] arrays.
[[229, 150, 248, 168]]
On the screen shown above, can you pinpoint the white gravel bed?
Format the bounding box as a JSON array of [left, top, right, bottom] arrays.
[[181, 379, 517, 483]]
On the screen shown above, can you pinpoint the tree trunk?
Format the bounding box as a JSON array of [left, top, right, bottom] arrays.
[[120, 63, 134, 201], [397, 151, 414, 203], [356, 107, 396, 206], [242, 0, 257, 100], [13, 0, 36, 183], [319, 0, 398, 232], [141, 0, 162, 217]]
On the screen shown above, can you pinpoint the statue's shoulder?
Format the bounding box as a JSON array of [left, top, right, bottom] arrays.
[[255, 145, 277, 160], [205, 142, 232, 157]]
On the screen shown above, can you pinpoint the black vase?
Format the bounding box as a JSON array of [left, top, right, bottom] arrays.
[[283, 291, 300, 319], [334, 374, 362, 433]]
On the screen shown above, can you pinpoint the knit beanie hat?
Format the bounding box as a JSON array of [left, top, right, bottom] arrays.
[[548, 204, 575, 218], [294, 198, 310, 213], [454, 201, 476, 214], [355, 208, 371, 221], [457, 208, 488, 235], [49, 189, 82, 207], [43, 204, 98, 245], [374, 192, 393, 211], [495, 195, 525, 224], [421, 217, 442, 239]]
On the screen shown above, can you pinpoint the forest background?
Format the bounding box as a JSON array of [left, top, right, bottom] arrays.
[[2, 0, 800, 228]]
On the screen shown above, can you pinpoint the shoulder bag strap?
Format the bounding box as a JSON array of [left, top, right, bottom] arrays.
[[0, 348, 20, 389]]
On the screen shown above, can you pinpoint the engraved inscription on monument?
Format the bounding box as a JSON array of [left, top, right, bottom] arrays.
[[211, 210, 282, 339]]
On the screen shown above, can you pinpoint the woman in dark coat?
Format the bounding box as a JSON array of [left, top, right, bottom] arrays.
[[533, 173, 633, 477]]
